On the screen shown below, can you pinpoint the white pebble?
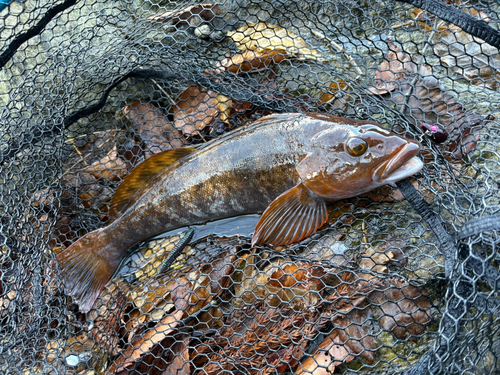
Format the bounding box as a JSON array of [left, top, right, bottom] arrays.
[[65, 355, 80, 366], [194, 25, 211, 39]]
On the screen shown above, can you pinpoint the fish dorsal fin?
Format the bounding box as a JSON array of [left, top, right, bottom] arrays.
[[109, 147, 197, 218], [251, 183, 328, 247]]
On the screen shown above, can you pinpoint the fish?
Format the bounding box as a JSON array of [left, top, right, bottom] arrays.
[[57, 112, 423, 312]]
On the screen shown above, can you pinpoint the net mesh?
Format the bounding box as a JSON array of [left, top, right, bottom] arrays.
[[1, 0, 499, 374]]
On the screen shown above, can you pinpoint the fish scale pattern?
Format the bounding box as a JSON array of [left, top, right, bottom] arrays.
[[1, 0, 500, 374]]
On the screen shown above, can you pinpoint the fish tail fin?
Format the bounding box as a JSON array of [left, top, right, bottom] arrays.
[[56, 229, 120, 312]]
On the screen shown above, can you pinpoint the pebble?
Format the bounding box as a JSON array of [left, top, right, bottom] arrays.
[[194, 25, 211, 39], [65, 355, 80, 366]]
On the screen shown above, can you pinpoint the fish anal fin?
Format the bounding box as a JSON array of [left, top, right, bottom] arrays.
[[252, 183, 328, 247], [109, 147, 196, 218]]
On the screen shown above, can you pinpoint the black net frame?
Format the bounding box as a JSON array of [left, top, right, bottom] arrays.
[[1, 0, 500, 374]]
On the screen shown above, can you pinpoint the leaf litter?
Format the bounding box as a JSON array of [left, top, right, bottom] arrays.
[[228, 22, 327, 62], [410, 3, 500, 91], [368, 41, 494, 159], [36, 20, 452, 373]]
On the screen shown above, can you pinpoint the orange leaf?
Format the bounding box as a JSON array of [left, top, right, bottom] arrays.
[[173, 84, 219, 135], [319, 80, 348, 104], [295, 331, 354, 374], [217, 49, 288, 74], [82, 146, 128, 182], [107, 309, 185, 374], [123, 101, 186, 153]]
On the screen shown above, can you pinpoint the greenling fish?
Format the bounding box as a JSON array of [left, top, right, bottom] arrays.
[[57, 112, 423, 312]]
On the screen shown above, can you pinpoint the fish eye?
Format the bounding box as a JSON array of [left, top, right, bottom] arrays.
[[346, 137, 368, 156]]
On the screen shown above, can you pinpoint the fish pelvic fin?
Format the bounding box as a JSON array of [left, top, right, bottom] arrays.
[[56, 229, 120, 312], [110, 147, 197, 218], [252, 183, 329, 247]]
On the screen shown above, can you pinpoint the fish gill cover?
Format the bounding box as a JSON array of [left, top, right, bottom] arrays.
[[0, 0, 499, 374]]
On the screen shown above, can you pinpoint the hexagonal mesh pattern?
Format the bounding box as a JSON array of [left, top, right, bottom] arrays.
[[1, 0, 499, 374]]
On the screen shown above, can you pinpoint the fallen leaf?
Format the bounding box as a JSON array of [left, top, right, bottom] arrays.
[[368, 278, 432, 341], [147, 4, 219, 24], [270, 263, 309, 289], [81, 146, 128, 182], [228, 22, 327, 62], [89, 291, 128, 356], [200, 252, 237, 295], [191, 303, 326, 374], [174, 84, 219, 136], [332, 313, 377, 364], [216, 49, 288, 74], [367, 43, 418, 96], [215, 94, 232, 125], [123, 101, 187, 155], [107, 309, 185, 374], [162, 337, 191, 375], [268, 345, 303, 373], [296, 331, 354, 374], [319, 80, 351, 110], [358, 241, 404, 275], [368, 41, 492, 158]]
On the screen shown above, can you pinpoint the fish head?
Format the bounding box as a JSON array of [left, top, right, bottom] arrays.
[[297, 121, 423, 199]]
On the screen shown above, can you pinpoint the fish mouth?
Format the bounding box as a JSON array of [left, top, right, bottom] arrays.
[[375, 142, 423, 185]]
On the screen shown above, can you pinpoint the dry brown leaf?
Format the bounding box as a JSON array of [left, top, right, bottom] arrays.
[[380, 281, 432, 340], [174, 84, 219, 135], [415, 5, 500, 91], [147, 4, 219, 24], [270, 263, 309, 289], [107, 309, 185, 374], [268, 345, 303, 373], [319, 80, 349, 104], [228, 22, 326, 62], [268, 264, 323, 307], [216, 49, 288, 74], [368, 42, 492, 158], [123, 101, 186, 155], [332, 313, 377, 364], [215, 94, 232, 125], [162, 337, 191, 375], [82, 146, 128, 182], [200, 253, 237, 296], [368, 44, 417, 96], [296, 331, 354, 374], [63, 147, 124, 223], [367, 278, 432, 341], [89, 291, 128, 356]]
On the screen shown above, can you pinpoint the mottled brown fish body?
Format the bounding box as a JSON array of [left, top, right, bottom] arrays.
[[110, 114, 324, 244], [57, 113, 423, 312]]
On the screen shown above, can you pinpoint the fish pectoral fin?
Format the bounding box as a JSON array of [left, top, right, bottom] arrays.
[[110, 147, 197, 218], [252, 183, 328, 247]]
